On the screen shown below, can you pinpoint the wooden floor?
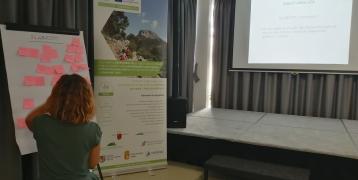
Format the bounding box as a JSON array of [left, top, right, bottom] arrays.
[[104, 161, 203, 180]]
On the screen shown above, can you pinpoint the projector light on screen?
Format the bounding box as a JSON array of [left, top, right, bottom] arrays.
[[232, 0, 358, 73], [249, 0, 353, 64]]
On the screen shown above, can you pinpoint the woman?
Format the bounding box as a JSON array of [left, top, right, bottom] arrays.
[[26, 74, 102, 180]]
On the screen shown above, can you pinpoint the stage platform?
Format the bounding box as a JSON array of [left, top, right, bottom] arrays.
[[168, 108, 358, 160], [167, 108, 358, 180]]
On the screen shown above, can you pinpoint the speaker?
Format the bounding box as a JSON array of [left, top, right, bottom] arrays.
[[167, 97, 187, 128]]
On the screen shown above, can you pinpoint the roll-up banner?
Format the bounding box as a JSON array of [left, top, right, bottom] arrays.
[[93, 0, 168, 175]]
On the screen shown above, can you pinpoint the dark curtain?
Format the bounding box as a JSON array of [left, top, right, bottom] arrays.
[[212, 0, 358, 120], [0, 0, 90, 180], [168, 0, 197, 112]]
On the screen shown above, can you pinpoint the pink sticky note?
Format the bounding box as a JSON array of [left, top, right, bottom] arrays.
[[71, 63, 89, 73], [75, 54, 83, 62], [18, 48, 39, 58], [71, 64, 79, 72], [66, 45, 76, 53], [16, 118, 27, 129], [66, 45, 83, 54], [64, 54, 75, 63], [52, 65, 65, 74], [43, 44, 58, 57], [77, 47, 84, 54], [51, 75, 63, 86], [36, 64, 54, 75], [71, 37, 81, 47], [23, 76, 45, 86], [23, 99, 34, 109], [40, 44, 59, 62]]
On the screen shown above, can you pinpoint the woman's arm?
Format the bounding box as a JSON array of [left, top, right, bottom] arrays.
[[25, 104, 48, 131], [88, 144, 101, 169]]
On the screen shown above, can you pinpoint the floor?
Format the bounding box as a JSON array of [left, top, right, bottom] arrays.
[[103, 161, 203, 180], [168, 108, 358, 160]]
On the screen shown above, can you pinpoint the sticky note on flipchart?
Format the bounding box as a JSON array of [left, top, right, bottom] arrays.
[[66, 45, 83, 54], [52, 65, 65, 74], [71, 37, 81, 47], [18, 48, 39, 58], [71, 63, 89, 73], [36, 64, 54, 75], [40, 44, 59, 62], [23, 76, 45, 86], [75, 54, 83, 62], [16, 117, 27, 129], [23, 99, 34, 110], [70, 64, 80, 72], [64, 54, 75, 63], [66, 45, 76, 53], [43, 44, 58, 58]]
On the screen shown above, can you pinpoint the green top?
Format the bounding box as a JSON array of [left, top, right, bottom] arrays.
[[32, 114, 102, 180]]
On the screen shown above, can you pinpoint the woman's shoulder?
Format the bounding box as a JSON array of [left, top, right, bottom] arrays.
[[83, 121, 101, 132], [35, 113, 52, 119], [84, 121, 102, 145], [33, 113, 53, 124], [31, 114, 55, 132], [85, 121, 100, 127]]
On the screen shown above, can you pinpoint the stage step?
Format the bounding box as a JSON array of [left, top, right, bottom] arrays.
[[204, 155, 310, 180]]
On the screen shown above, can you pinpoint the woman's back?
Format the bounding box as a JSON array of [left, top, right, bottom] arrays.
[[32, 114, 101, 180], [26, 74, 101, 180]]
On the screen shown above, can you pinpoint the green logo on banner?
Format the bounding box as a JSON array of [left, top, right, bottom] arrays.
[[97, 2, 139, 11], [98, 92, 114, 96]]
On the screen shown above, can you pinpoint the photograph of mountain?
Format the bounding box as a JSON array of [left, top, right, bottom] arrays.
[[100, 1, 167, 77]]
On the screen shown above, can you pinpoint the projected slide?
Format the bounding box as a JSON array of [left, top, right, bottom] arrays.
[[248, 0, 353, 64]]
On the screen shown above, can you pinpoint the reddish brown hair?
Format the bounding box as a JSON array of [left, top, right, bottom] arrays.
[[46, 74, 95, 124]]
